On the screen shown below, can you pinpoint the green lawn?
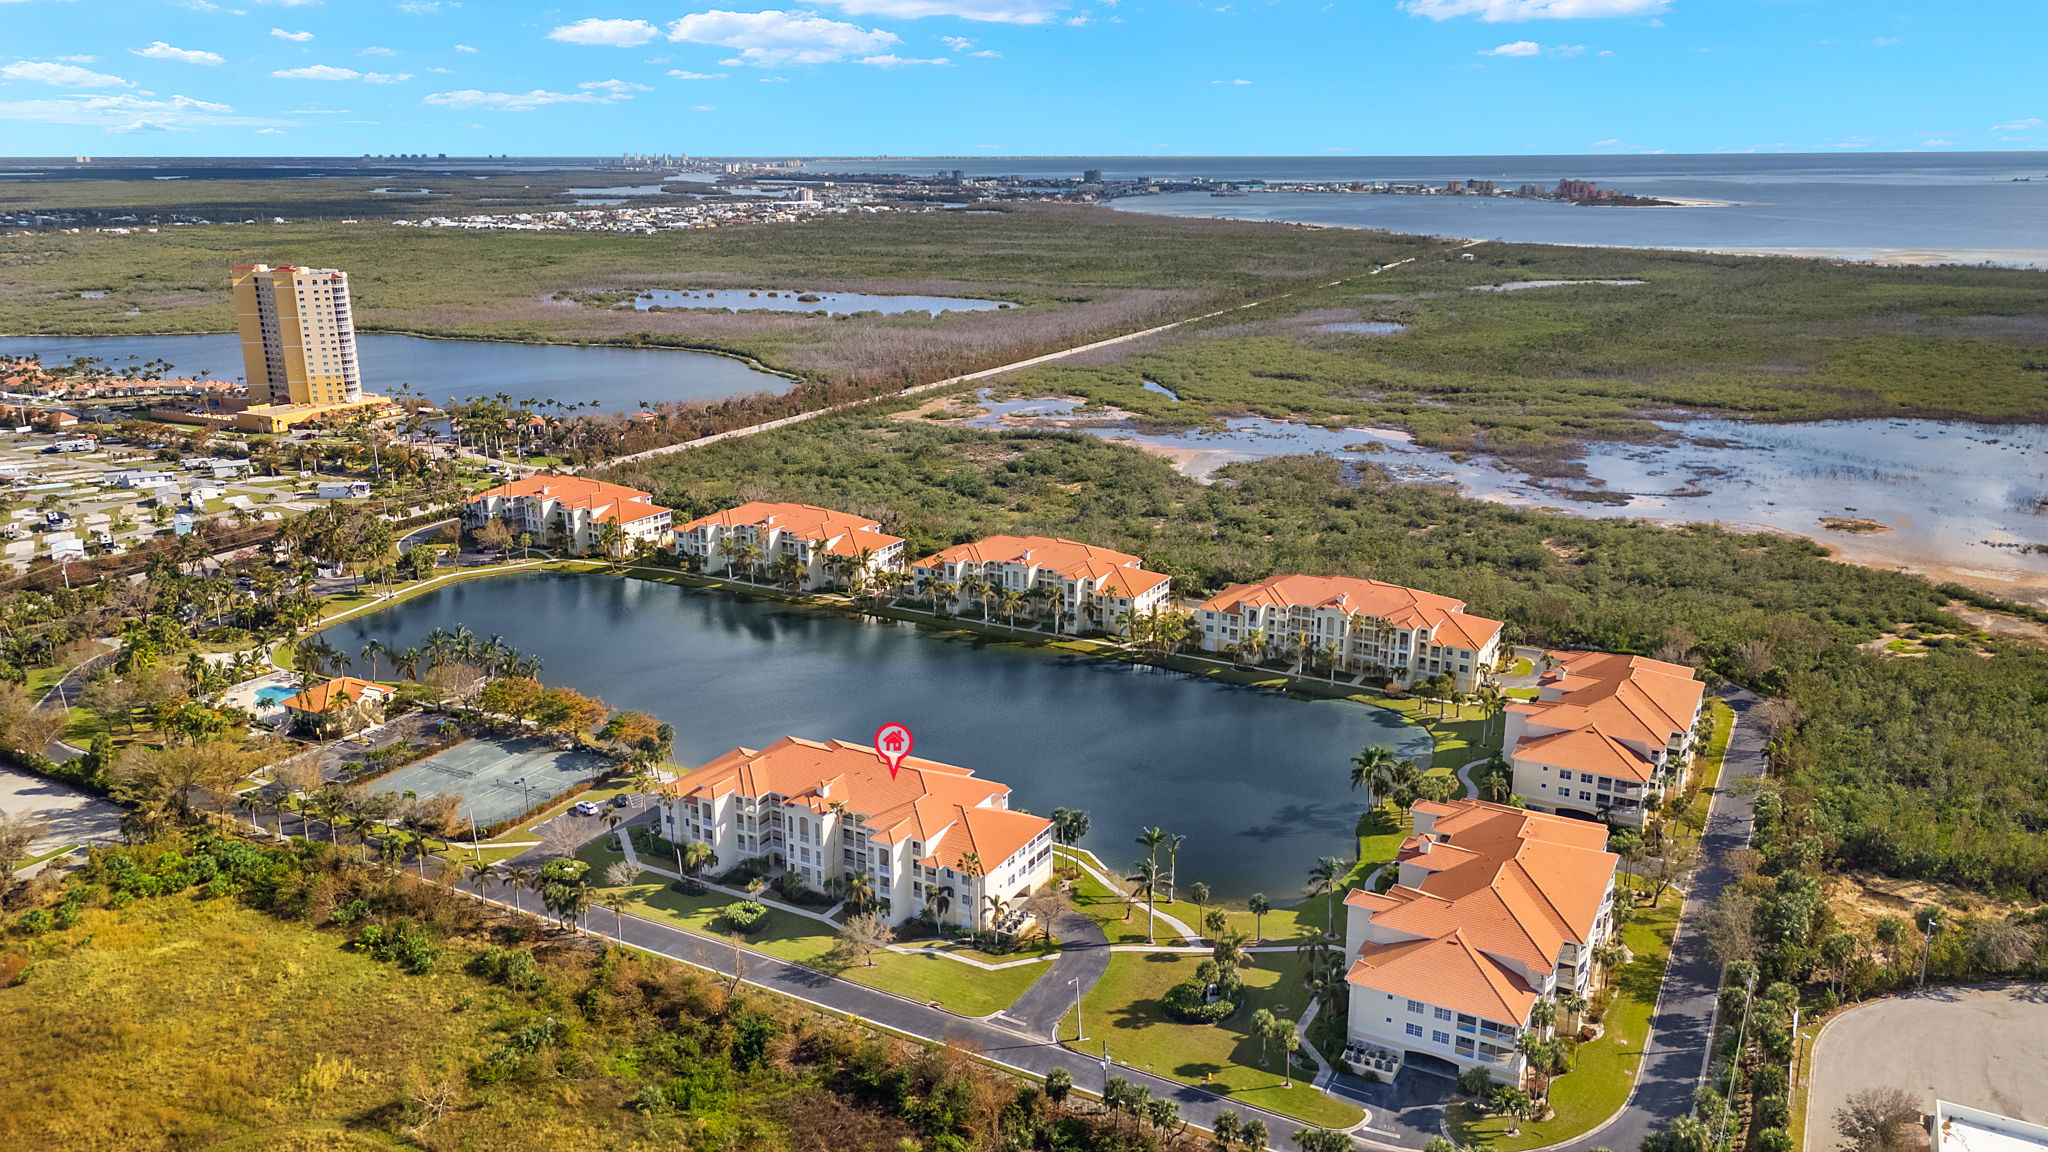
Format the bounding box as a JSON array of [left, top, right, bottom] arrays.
[[1445, 887, 1683, 1151], [1059, 950, 1363, 1130], [591, 870, 1047, 1017]]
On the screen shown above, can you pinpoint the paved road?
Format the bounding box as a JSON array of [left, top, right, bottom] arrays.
[[996, 910, 1112, 1039], [0, 763, 125, 865], [1550, 686, 1766, 1152]]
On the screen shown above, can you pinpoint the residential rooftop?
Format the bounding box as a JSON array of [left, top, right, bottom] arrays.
[[1196, 573, 1503, 650], [467, 474, 671, 525], [914, 534, 1170, 597], [661, 736, 1049, 874], [1345, 799, 1617, 1022], [678, 500, 904, 555]]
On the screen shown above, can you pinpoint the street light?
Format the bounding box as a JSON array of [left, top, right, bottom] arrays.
[[1071, 976, 1084, 1043]]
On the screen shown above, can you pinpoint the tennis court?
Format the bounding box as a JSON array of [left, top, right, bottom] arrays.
[[363, 737, 612, 827]]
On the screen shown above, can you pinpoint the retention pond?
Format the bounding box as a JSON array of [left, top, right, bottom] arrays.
[[318, 570, 1431, 898]]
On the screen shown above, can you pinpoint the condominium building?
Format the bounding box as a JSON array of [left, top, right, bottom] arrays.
[[1504, 652, 1706, 826], [229, 264, 389, 431], [463, 474, 673, 557], [659, 736, 1055, 931], [1343, 799, 1618, 1084], [676, 501, 904, 591], [1192, 574, 1504, 692], [910, 534, 1171, 637]]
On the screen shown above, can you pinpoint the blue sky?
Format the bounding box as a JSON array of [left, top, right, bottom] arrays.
[[0, 0, 2042, 155]]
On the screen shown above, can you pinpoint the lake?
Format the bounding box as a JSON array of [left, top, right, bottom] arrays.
[[630, 288, 1010, 316], [0, 332, 790, 411], [317, 571, 1431, 898], [961, 394, 2048, 607]]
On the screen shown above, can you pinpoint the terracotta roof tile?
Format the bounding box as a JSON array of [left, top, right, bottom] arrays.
[[1196, 574, 1502, 650]]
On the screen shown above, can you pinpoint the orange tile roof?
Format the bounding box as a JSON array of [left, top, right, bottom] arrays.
[[913, 535, 1169, 594], [281, 676, 389, 714], [663, 736, 1050, 875], [1347, 928, 1541, 1025], [466, 474, 670, 524], [1197, 574, 1502, 650], [1508, 651, 1704, 751], [678, 501, 904, 551], [1511, 726, 1658, 783], [1345, 799, 1617, 1022]]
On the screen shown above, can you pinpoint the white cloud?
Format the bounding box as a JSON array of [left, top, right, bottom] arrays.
[[1919, 138, 1952, 147], [0, 92, 289, 132], [132, 42, 226, 65], [548, 18, 660, 46], [396, 0, 450, 11], [1992, 117, 2041, 131], [1209, 77, 1252, 84], [1481, 39, 1541, 53], [359, 46, 400, 56], [668, 10, 898, 66], [821, 0, 1065, 22], [758, 75, 789, 82], [579, 78, 652, 93], [55, 56, 99, 64], [453, 43, 477, 52], [969, 49, 1000, 56], [427, 66, 454, 73], [939, 35, 975, 50], [271, 28, 315, 41], [858, 54, 949, 66], [666, 69, 729, 79], [1404, 0, 1666, 21], [271, 64, 412, 82], [257, 127, 284, 133], [423, 87, 606, 109], [0, 61, 133, 87]]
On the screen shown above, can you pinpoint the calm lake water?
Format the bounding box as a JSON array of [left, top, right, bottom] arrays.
[[318, 571, 1431, 898], [965, 394, 2048, 605], [0, 332, 789, 410], [631, 288, 1009, 315]]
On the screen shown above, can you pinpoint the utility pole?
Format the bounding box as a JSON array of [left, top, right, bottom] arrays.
[[1071, 976, 1084, 1042]]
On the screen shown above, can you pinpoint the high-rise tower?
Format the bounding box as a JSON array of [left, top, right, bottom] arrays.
[[231, 264, 362, 407]]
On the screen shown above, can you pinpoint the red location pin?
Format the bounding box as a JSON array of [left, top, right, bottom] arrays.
[[873, 723, 913, 781]]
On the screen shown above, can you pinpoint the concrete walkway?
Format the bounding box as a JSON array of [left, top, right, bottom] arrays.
[[1060, 846, 1201, 943]]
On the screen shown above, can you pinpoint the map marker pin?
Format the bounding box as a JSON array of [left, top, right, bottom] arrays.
[[873, 723, 913, 781]]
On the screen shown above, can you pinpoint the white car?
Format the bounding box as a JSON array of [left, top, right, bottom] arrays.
[[571, 800, 601, 817]]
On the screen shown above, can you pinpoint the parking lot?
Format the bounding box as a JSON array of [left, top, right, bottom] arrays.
[[1804, 985, 2048, 1150], [0, 763, 124, 868], [358, 736, 612, 827]]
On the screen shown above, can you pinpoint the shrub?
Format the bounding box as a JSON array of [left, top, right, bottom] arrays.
[[472, 945, 544, 990], [721, 900, 768, 935], [17, 908, 53, 935], [1458, 1065, 1494, 1097], [1752, 1130, 1792, 1152], [1161, 976, 1234, 1023], [351, 919, 439, 974]]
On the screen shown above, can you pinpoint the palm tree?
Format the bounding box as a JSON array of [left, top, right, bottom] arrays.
[[983, 893, 1010, 933], [1307, 856, 1348, 937], [1248, 892, 1271, 943], [844, 869, 876, 912], [1049, 807, 1090, 846], [1557, 989, 1587, 1037], [1131, 859, 1161, 943], [1350, 744, 1403, 809], [997, 587, 1023, 628], [1527, 995, 1558, 1039], [504, 866, 533, 915], [1162, 831, 1184, 902], [359, 638, 388, 680], [929, 579, 959, 616], [464, 859, 495, 891], [1211, 928, 1251, 968], [236, 790, 270, 837], [924, 883, 954, 926]]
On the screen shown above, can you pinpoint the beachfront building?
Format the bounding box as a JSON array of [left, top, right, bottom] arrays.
[[1342, 799, 1618, 1084], [1504, 652, 1706, 827], [659, 736, 1055, 932], [676, 501, 905, 591], [1192, 574, 1504, 692], [230, 264, 392, 432], [463, 474, 673, 557], [910, 535, 1171, 637]]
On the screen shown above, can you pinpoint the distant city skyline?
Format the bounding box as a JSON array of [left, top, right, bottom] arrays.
[[0, 0, 2041, 156]]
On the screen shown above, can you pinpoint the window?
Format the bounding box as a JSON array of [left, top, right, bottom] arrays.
[[1432, 1030, 1451, 1045], [1434, 1006, 1453, 1022], [1579, 790, 1594, 802], [1407, 999, 1425, 1014], [1405, 1023, 1424, 1038]]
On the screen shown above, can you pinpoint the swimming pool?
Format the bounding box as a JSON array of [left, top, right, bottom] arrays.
[[254, 685, 298, 706]]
